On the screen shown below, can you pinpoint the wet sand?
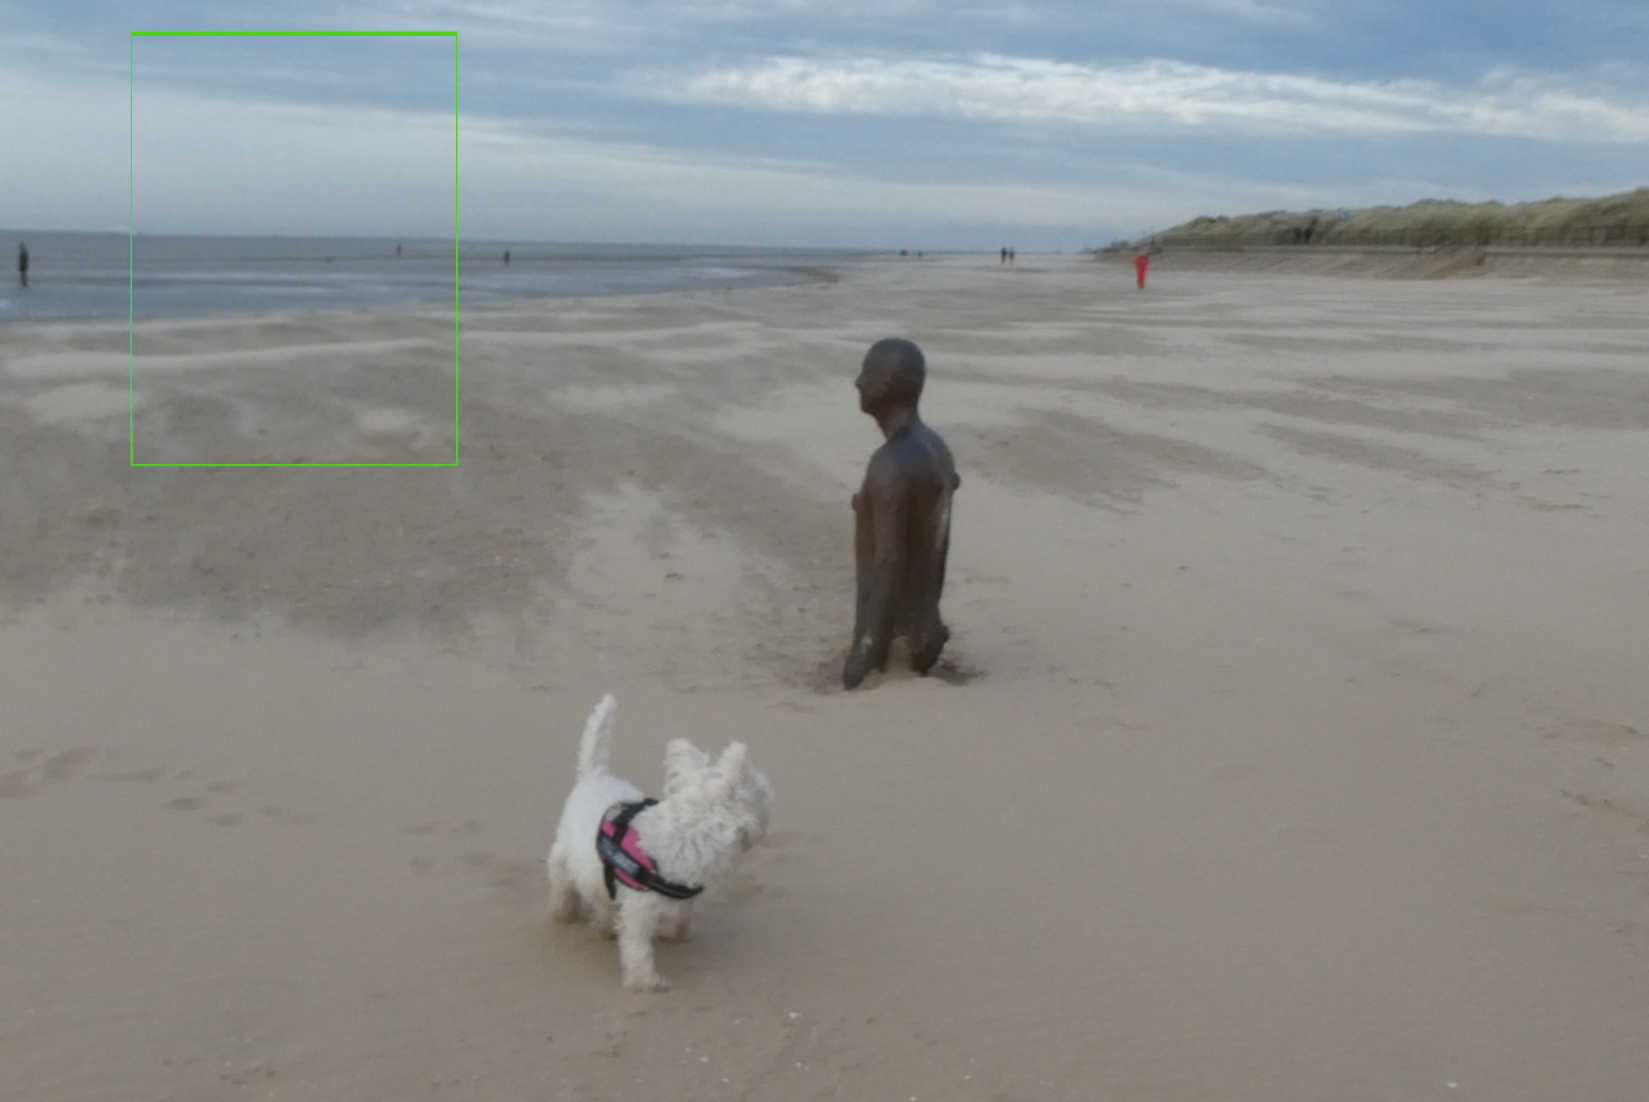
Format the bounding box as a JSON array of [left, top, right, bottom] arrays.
[[2, 255, 1647, 1100]]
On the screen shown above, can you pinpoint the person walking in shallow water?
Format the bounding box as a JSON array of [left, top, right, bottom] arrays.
[[17, 242, 28, 288]]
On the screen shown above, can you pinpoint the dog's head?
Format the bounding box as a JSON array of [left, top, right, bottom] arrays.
[[662, 737, 712, 795], [662, 738, 774, 853]]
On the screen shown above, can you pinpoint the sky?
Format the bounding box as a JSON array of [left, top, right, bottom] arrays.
[[1, 1, 1646, 250]]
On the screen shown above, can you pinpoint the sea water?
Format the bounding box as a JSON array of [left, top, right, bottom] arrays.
[[0, 231, 868, 322]]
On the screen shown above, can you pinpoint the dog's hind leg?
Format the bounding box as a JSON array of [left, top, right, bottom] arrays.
[[585, 891, 618, 938], [547, 846, 579, 923]]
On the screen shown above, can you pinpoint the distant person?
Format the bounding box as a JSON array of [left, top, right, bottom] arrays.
[[396, 242, 402, 258], [1000, 246, 1007, 265], [504, 249, 511, 265], [1008, 247, 1015, 265], [17, 242, 28, 288]]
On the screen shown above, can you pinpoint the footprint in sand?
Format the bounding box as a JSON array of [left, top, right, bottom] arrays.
[[97, 767, 169, 784], [1544, 717, 1643, 748], [2, 748, 265, 828], [399, 818, 482, 839], [1560, 788, 1649, 833], [82, 749, 311, 829], [43, 747, 100, 782], [396, 819, 544, 903], [257, 805, 316, 825], [0, 746, 103, 799], [163, 779, 298, 828]]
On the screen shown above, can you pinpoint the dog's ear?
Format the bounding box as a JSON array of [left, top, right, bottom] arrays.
[[713, 742, 749, 798], [663, 738, 710, 792]]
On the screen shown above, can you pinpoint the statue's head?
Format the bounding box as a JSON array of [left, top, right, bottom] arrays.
[[855, 338, 925, 416]]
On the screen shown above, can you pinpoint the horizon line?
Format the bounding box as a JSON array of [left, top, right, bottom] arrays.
[[7, 226, 924, 251]]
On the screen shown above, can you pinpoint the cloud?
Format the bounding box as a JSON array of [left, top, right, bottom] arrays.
[[388, 0, 617, 42], [131, 92, 457, 237], [0, 56, 1578, 246], [666, 54, 1649, 142], [1118, 0, 1325, 27], [3, 59, 1125, 244], [456, 118, 1501, 245], [458, 120, 1119, 240], [0, 41, 455, 234], [400, 0, 1329, 39], [6, 27, 1641, 249]]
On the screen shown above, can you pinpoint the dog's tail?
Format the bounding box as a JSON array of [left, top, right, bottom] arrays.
[[576, 694, 618, 780]]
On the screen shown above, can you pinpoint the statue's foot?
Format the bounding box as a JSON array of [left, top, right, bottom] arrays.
[[910, 621, 950, 675], [842, 650, 871, 690]]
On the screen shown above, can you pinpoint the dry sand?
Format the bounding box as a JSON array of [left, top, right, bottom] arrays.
[[2, 255, 1648, 1101]]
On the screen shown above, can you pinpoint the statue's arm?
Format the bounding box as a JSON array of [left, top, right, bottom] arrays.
[[843, 459, 907, 688], [860, 488, 907, 668], [848, 486, 871, 651]]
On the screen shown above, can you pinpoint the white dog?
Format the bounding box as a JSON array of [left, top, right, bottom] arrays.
[[547, 694, 773, 991]]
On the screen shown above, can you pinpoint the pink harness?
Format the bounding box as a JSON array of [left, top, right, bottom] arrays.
[[596, 800, 703, 901]]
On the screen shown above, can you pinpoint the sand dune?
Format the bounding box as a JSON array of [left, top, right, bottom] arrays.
[[2, 255, 1647, 1100]]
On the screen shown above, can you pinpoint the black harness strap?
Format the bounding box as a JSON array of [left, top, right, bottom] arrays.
[[596, 799, 704, 902]]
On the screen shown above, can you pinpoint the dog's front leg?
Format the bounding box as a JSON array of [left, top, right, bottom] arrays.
[[616, 895, 669, 991], [657, 903, 693, 942]]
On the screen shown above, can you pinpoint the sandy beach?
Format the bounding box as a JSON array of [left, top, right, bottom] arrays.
[[3, 254, 1648, 1101]]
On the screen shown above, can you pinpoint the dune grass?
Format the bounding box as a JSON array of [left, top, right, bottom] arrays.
[[1117, 188, 1649, 251]]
